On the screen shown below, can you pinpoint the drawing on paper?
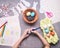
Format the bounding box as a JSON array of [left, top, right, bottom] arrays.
[[0, 16, 21, 46]]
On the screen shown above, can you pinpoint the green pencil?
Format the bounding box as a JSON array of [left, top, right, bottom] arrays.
[[2, 25, 6, 37]]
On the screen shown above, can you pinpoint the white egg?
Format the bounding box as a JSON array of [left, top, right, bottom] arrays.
[[26, 12, 31, 16]]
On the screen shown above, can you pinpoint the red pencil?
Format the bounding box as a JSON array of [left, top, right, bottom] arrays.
[[0, 21, 7, 29]]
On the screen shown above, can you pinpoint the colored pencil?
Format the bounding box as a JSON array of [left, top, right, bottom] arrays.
[[0, 21, 7, 29], [2, 25, 6, 37]]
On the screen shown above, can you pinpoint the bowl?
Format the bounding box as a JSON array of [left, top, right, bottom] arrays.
[[23, 8, 38, 24]]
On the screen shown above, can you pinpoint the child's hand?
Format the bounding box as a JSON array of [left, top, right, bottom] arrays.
[[30, 28, 39, 35], [21, 29, 31, 40], [31, 30, 38, 35], [12, 29, 31, 48]]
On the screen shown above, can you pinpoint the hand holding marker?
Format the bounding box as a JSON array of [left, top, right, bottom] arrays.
[[27, 27, 40, 35]]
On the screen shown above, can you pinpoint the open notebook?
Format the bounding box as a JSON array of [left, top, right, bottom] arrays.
[[0, 16, 21, 46]]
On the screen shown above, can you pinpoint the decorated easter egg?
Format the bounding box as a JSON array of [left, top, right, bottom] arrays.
[[44, 28, 49, 34], [27, 16, 34, 21], [49, 26, 53, 31], [50, 32, 55, 36], [26, 12, 31, 16], [31, 12, 35, 17]]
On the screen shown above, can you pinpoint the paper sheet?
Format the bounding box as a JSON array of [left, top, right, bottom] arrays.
[[0, 16, 21, 46], [40, 0, 60, 24]]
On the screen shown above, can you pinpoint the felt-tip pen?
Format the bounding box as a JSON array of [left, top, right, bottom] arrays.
[[32, 27, 40, 31]]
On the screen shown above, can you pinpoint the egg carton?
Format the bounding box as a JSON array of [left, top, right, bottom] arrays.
[[40, 18, 59, 44]]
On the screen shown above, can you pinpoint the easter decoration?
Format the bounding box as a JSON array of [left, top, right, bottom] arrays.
[[23, 8, 38, 24], [40, 18, 59, 44], [0, 4, 12, 17]]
